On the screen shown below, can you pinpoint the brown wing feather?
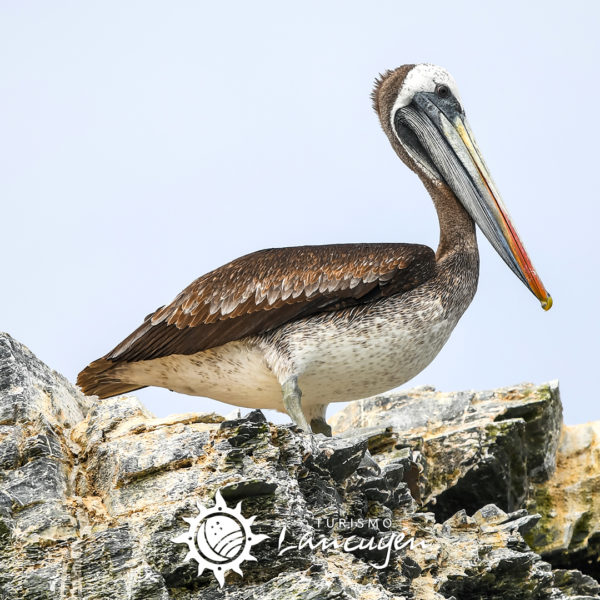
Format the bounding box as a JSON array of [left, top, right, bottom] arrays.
[[82, 243, 435, 370]]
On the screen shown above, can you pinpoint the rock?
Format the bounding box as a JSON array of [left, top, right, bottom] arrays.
[[553, 570, 600, 598], [331, 381, 600, 585], [311, 435, 368, 483], [525, 422, 600, 579], [0, 332, 598, 599], [0, 333, 90, 555], [330, 382, 563, 520]]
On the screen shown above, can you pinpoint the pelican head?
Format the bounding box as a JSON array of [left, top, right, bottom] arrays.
[[373, 64, 552, 310]]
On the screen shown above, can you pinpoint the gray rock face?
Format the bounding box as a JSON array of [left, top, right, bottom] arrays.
[[0, 332, 598, 599], [331, 382, 600, 585], [330, 383, 564, 521]]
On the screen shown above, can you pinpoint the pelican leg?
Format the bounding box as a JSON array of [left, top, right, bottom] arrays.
[[282, 376, 311, 432]]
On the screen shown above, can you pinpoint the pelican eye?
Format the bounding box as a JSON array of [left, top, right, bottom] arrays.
[[436, 84, 450, 99]]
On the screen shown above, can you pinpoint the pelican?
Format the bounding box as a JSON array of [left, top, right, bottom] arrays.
[[78, 64, 551, 436]]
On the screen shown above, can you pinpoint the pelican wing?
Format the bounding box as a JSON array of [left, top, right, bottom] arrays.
[[78, 243, 435, 395]]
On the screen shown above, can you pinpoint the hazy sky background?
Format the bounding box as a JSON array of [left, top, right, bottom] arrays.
[[1, 1, 598, 425]]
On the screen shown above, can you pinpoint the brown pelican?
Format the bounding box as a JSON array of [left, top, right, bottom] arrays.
[[78, 64, 551, 435]]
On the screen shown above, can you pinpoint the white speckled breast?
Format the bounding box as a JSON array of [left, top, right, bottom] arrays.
[[260, 277, 463, 406]]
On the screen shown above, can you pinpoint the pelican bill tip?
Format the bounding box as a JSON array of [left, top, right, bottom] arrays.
[[540, 294, 553, 311]]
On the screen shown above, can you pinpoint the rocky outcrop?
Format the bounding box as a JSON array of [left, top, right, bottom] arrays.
[[330, 383, 600, 583], [1, 332, 599, 599], [330, 383, 564, 520], [525, 422, 600, 578]]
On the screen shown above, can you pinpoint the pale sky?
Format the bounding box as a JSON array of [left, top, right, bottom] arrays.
[[1, 1, 598, 425]]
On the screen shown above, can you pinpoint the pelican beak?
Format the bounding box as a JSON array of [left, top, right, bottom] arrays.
[[398, 94, 552, 310]]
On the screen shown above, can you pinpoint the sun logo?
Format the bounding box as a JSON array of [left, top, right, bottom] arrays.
[[172, 489, 269, 587]]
